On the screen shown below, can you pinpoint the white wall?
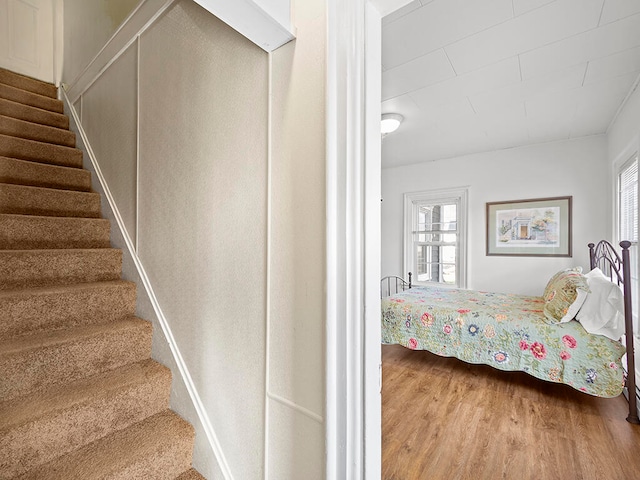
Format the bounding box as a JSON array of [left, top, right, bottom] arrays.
[[62, 0, 326, 478], [62, 0, 139, 84], [382, 136, 610, 296], [608, 81, 640, 169], [267, 0, 326, 477]]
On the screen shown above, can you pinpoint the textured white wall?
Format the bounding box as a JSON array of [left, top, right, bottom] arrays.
[[63, 0, 328, 478], [382, 136, 610, 296], [137, 2, 269, 478], [81, 43, 138, 245], [64, 0, 271, 477], [267, 0, 326, 476], [62, 0, 140, 83]]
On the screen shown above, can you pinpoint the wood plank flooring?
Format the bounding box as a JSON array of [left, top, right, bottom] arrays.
[[382, 344, 640, 480]]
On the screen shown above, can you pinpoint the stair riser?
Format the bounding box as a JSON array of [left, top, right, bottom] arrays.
[[0, 156, 91, 192], [0, 98, 69, 129], [0, 134, 82, 168], [105, 437, 195, 480], [0, 115, 75, 147], [0, 367, 171, 479], [0, 183, 100, 218], [0, 215, 110, 250], [0, 83, 63, 114], [0, 320, 152, 402], [12, 410, 194, 480], [0, 68, 58, 99], [0, 249, 122, 290], [0, 282, 135, 339]]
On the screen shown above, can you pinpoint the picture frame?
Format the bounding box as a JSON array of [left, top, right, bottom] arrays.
[[486, 196, 572, 257]]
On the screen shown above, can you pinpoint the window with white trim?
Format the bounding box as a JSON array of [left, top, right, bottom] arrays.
[[618, 154, 638, 335], [404, 188, 468, 288]]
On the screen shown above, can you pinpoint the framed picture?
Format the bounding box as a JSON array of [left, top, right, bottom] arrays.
[[486, 196, 572, 257]]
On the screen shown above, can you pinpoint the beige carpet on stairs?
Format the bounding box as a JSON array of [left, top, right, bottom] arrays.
[[0, 68, 205, 480]]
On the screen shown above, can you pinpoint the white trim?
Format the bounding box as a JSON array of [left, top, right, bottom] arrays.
[[403, 186, 469, 289], [61, 88, 234, 480], [267, 392, 323, 424], [326, 0, 383, 478], [363, 3, 382, 479], [264, 49, 273, 480], [607, 72, 640, 135], [611, 134, 640, 242], [191, 0, 294, 52], [65, 0, 176, 102]]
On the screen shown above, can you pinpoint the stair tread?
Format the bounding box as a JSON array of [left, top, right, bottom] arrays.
[[0, 316, 151, 402], [0, 213, 110, 250], [176, 468, 207, 480], [0, 68, 57, 99], [0, 156, 91, 192], [0, 279, 135, 338], [0, 212, 108, 227], [0, 133, 83, 168], [0, 358, 167, 431], [0, 114, 75, 147], [0, 181, 97, 196], [0, 248, 122, 291], [0, 316, 148, 356], [0, 83, 63, 114], [0, 97, 69, 129], [0, 182, 101, 218], [0, 279, 134, 299], [16, 410, 194, 480]]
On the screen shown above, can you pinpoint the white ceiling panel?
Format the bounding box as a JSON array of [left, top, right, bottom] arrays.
[[469, 63, 586, 114], [584, 47, 640, 85], [600, 0, 640, 25], [572, 71, 640, 135], [512, 0, 556, 17], [520, 12, 640, 80], [445, 0, 603, 75], [381, 0, 640, 167], [409, 57, 520, 111], [479, 103, 529, 149], [382, 0, 513, 70], [382, 94, 427, 125], [382, 49, 454, 100]]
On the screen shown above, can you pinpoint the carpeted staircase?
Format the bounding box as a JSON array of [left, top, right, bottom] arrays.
[[0, 68, 204, 479]]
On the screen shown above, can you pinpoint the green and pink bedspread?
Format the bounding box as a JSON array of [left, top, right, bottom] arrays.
[[381, 286, 626, 397]]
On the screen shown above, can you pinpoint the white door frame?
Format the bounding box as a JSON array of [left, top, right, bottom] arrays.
[[325, 0, 382, 478]]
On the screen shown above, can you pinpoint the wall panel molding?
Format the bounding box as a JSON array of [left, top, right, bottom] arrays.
[[61, 87, 233, 480]]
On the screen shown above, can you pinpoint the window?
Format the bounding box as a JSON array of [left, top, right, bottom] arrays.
[[404, 188, 468, 288], [618, 155, 638, 335]]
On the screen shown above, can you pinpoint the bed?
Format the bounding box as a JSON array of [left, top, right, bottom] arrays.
[[381, 240, 639, 424]]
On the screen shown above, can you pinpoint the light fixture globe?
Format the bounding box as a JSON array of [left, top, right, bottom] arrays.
[[381, 113, 403, 134]]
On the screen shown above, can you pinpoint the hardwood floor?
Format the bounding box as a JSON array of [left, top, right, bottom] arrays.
[[382, 344, 640, 480]]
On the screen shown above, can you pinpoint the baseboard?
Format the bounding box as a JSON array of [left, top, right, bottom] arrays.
[[61, 88, 233, 479]]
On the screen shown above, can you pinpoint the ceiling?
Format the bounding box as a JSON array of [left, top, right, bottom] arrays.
[[381, 0, 640, 168]]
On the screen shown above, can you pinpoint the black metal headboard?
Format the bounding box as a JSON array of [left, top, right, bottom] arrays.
[[588, 240, 638, 424], [380, 272, 412, 298]]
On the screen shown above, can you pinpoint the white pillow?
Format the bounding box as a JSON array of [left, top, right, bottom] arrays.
[[575, 268, 625, 340], [559, 288, 588, 323]]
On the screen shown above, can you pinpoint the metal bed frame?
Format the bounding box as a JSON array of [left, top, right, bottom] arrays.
[[589, 240, 639, 424], [380, 272, 412, 299]]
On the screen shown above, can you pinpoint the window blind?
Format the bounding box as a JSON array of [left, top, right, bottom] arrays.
[[620, 156, 638, 243]]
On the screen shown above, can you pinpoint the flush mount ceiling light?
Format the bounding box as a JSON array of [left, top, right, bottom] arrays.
[[381, 113, 403, 135]]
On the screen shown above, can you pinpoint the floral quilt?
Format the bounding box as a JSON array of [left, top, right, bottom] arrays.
[[381, 286, 626, 397]]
